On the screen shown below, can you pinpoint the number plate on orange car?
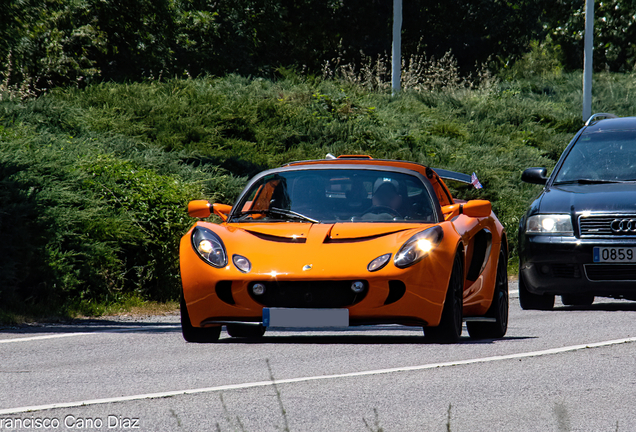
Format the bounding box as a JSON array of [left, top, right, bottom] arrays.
[[593, 247, 636, 262], [263, 308, 349, 328]]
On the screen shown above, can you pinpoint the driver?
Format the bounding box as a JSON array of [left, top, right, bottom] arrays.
[[372, 178, 402, 211]]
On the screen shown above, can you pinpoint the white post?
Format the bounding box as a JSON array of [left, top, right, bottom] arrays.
[[583, 0, 594, 121], [391, 0, 402, 95]]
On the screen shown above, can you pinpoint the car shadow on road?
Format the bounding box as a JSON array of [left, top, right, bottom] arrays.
[[0, 319, 181, 335], [554, 301, 636, 312], [216, 334, 533, 345]]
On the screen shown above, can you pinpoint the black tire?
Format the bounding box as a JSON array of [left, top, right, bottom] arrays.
[[226, 324, 266, 338], [180, 296, 221, 343], [467, 249, 509, 339], [424, 251, 464, 343], [561, 294, 595, 306], [518, 271, 555, 311]]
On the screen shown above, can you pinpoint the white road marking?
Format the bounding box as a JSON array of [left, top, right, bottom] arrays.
[[0, 325, 180, 344], [1, 336, 634, 415]]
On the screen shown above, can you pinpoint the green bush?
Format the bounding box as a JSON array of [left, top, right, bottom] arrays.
[[0, 95, 243, 316], [4, 71, 636, 318]]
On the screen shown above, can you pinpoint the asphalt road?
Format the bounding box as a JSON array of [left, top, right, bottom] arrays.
[[1, 282, 635, 432]]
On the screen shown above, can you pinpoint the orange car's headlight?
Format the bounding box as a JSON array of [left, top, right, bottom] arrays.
[[394, 226, 444, 269], [191, 227, 227, 268]]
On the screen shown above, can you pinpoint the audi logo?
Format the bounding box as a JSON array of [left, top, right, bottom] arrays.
[[610, 218, 636, 233]]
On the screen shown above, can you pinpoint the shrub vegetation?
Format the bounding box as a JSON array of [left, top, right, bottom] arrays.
[[3, 66, 636, 320]]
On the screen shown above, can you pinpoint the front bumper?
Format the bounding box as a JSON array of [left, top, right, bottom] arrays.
[[195, 276, 446, 328], [519, 234, 636, 298]]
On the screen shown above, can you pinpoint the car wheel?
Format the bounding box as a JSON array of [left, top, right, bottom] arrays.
[[561, 294, 595, 306], [424, 251, 463, 343], [518, 271, 555, 311], [467, 249, 509, 339], [180, 296, 221, 343], [226, 324, 266, 338]]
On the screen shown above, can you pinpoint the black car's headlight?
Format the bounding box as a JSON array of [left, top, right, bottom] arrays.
[[394, 226, 444, 269], [191, 226, 228, 268], [526, 214, 573, 235]]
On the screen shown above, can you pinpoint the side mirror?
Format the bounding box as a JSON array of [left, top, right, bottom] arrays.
[[462, 200, 492, 218], [521, 167, 548, 185], [442, 201, 492, 219], [187, 200, 211, 218], [187, 201, 233, 221]]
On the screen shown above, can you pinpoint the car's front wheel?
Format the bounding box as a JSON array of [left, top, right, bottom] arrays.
[[226, 324, 266, 338], [424, 251, 464, 343], [467, 249, 509, 339], [180, 296, 221, 343], [518, 271, 555, 311]]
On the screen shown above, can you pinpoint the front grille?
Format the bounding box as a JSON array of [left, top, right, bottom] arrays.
[[585, 264, 636, 281], [579, 215, 636, 237], [248, 280, 367, 308], [551, 264, 581, 278]]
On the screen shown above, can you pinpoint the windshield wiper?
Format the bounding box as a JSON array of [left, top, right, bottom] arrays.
[[268, 207, 320, 223], [553, 179, 623, 185], [234, 208, 319, 223]]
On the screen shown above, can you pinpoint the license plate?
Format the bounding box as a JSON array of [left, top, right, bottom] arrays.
[[593, 247, 636, 262], [263, 308, 349, 328]]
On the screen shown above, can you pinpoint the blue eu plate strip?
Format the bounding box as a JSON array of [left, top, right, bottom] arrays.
[[262, 308, 270, 327]]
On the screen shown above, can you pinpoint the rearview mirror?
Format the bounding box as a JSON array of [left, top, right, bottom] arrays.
[[521, 167, 548, 185], [462, 200, 492, 218], [187, 200, 211, 218], [187, 201, 233, 221]]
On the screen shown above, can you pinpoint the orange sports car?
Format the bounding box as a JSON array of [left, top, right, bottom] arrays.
[[179, 156, 508, 343]]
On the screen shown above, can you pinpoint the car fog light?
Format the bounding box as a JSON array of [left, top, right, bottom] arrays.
[[252, 283, 266, 295], [351, 281, 365, 293]]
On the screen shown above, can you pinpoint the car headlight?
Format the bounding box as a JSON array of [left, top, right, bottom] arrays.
[[526, 214, 573, 235], [191, 227, 227, 267], [394, 226, 444, 269]]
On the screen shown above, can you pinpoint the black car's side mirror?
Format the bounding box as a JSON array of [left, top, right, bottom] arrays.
[[521, 167, 548, 185]]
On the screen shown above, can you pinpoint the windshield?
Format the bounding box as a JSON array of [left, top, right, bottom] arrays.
[[229, 169, 437, 223], [554, 130, 636, 183]]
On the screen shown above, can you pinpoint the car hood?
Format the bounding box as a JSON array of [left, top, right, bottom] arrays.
[[234, 222, 418, 242], [203, 222, 434, 278], [539, 183, 636, 213]]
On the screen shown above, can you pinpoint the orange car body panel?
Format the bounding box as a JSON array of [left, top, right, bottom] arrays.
[[180, 158, 506, 329]]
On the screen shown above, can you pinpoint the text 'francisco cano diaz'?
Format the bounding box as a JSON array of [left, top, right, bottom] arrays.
[[0, 414, 140, 429]]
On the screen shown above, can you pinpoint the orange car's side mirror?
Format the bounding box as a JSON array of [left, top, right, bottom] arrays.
[[462, 200, 492, 218], [442, 201, 491, 219], [188, 200, 212, 218], [187, 201, 233, 221]]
